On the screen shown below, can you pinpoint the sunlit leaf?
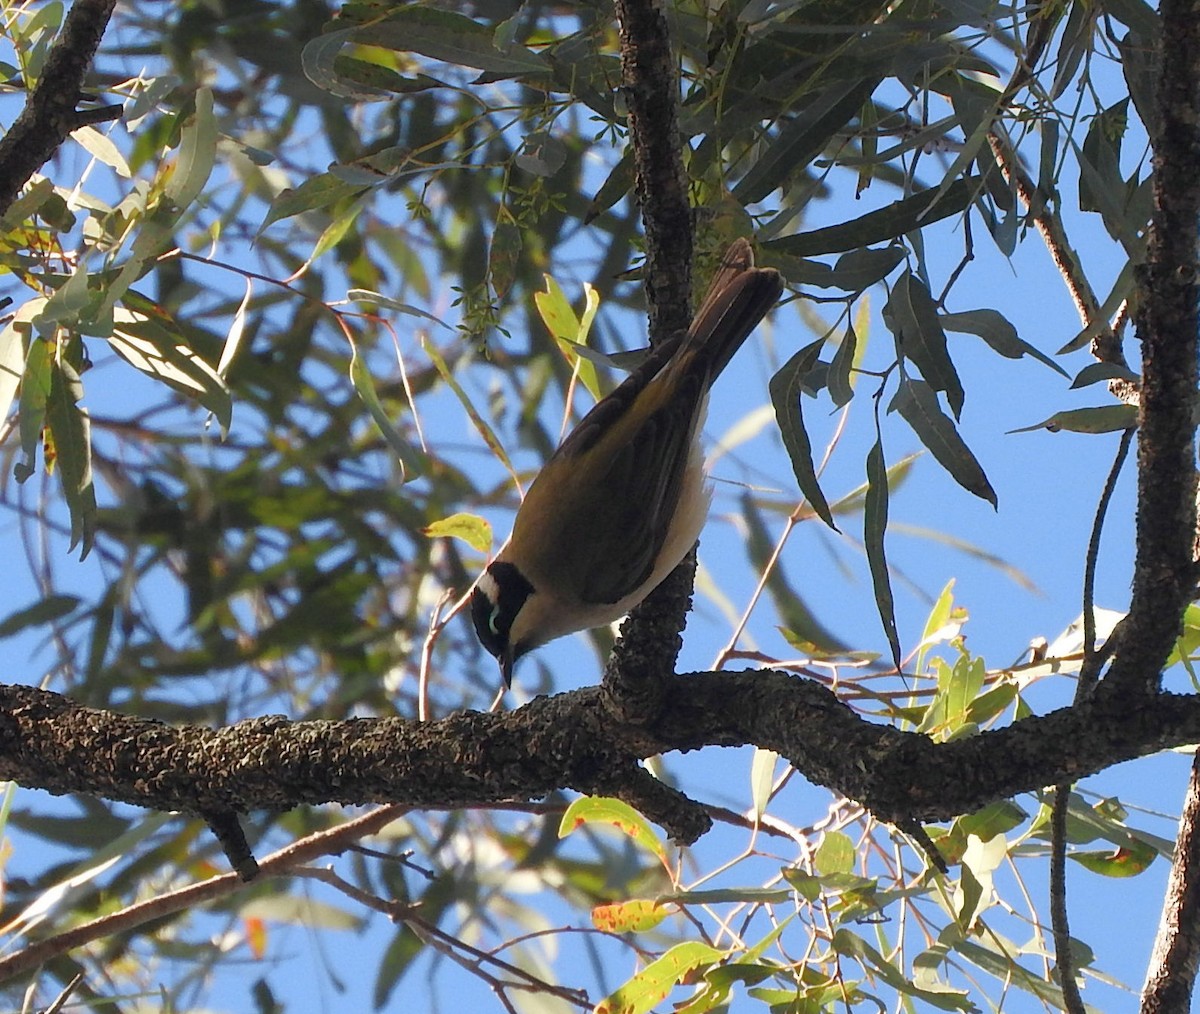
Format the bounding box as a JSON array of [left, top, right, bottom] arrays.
[[422, 512, 492, 553], [595, 942, 725, 1014], [1007, 405, 1138, 434], [559, 797, 666, 862], [592, 899, 668, 933]]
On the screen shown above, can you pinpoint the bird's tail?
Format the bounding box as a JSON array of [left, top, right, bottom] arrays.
[[687, 238, 785, 380]]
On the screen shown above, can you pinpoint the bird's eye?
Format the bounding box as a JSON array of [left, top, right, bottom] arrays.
[[488, 604, 502, 636]]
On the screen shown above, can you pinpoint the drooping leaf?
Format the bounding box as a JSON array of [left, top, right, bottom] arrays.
[[865, 437, 901, 671], [165, 87, 217, 210], [827, 321, 858, 408], [45, 358, 96, 557], [890, 378, 997, 506], [768, 338, 837, 529], [885, 272, 965, 418], [940, 308, 1068, 377], [741, 492, 848, 653], [833, 930, 974, 1010], [734, 77, 879, 204]]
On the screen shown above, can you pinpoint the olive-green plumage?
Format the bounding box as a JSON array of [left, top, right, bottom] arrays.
[[472, 239, 784, 686]]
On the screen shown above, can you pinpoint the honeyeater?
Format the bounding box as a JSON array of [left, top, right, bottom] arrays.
[[471, 239, 784, 686]]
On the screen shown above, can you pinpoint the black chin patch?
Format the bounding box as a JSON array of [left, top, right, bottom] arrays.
[[470, 562, 535, 660]]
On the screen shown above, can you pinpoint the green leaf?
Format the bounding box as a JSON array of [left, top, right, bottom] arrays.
[[816, 832, 855, 875], [865, 437, 901, 670], [46, 358, 96, 557], [890, 378, 997, 506], [349, 338, 422, 482], [1007, 405, 1138, 434], [940, 308, 1068, 377], [829, 245, 905, 291], [16, 332, 52, 481], [109, 309, 232, 434], [833, 930, 974, 1010], [165, 86, 216, 210], [741, 492, 848, 653], [72, 125, 132, 178], [768, 339, 837, 529], [1069, 839, 1157, 877], [559, 797, 666, 863], [489, 216, 522, 300], [827, 321, 858, 408], [421, 335, 514, 478], [0, 315, 26, 427], [1070, 361, 1141, 389], [0, 594, 81, 638], [259, 173, 367, 234], [767, 177, 980, 257], [1057, 258, 1139, 354], [734, 77, 878, 204], [596, 942, 725, 1014], [885, 272, 965, 419], [585, 150, 634, 222], [351, 8, 549, 77], [957, 800, 1028, 842], [750, 748, 776, 820]]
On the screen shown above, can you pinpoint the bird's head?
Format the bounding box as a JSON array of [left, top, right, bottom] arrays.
[[470, 560, 536, 687]]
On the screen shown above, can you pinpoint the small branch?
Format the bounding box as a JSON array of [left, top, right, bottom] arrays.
[[0, 805, 406, 985], [200, 809, 259, 881], [0, 0, 120, 216], [1049, 787, 1086, 1014], [1141, 751, 1200, 1013], [612, 0, 694, 344], [607, 0, 696, 720], [986, 130, 1133, 388]]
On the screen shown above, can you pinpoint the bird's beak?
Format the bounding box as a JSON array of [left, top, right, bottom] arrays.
[[500, 648, 515, 689]]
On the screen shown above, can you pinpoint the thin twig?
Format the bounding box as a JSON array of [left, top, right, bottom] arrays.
[[0, 805, 407, 985], [0, 0, 120, 216]]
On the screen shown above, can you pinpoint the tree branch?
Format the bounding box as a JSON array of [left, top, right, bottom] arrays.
[[3, 677, 1200, 845], [612, 0, 694, 344], [1142, 751, 1200, 1013], [1107, 0, 1200, 696], [0, 0, 120, 217]]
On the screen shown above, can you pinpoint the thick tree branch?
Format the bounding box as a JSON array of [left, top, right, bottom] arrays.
[[1142, 751, 1200, 1013], [0, 0, 120, 217], [3, 677, 1200, 842], [1107, 0, 1200, 695], [606, 0, 700, 723]]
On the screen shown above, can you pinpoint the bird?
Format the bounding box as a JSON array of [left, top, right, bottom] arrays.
[[471, 238, 784, 687]]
